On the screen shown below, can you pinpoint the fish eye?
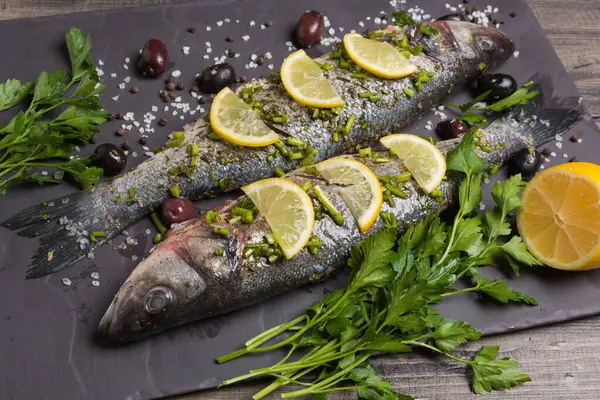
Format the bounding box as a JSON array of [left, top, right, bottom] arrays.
[[476, 36, 496, 52], [144, 286, 172, 315]]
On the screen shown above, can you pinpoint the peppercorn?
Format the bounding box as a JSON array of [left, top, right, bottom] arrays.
[[541, 148, 551, 157], [188, 26, 196, 33], [570, 135, 579, 143], [158, 118, 168, 126], [510, 11, 517, 17], [168, 92, 177, 100], [264, 20, 273, 27], [116, 128, 125, 136], [191, 86, 200, 93], [225, 35, 233, 42], [227, 48, 235, 58], [176, 82, 184, 90], [166, 82, 176, 91], [139, 136, 148, 145], [114, 112, 123, 120], [257, 56, 265, 66], [239, 75, 248, 83], [121, 141, 131, 151], [131, 87, 139, 94]]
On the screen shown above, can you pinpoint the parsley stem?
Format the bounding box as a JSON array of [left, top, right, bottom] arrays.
[[404, 340, 470, 365], [253, 367, 318, 400], [441, 286, 479, 297], [280, 352, 371, 398]]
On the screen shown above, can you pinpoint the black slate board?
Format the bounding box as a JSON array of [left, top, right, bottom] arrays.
[[0, 0, 599, 399]]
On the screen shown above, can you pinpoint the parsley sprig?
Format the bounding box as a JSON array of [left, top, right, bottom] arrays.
[[0, 26, 108, 195], [445, 84, 539, 127], [217, 132, 540, 399]]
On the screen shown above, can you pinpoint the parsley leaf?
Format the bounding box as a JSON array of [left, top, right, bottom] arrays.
[[474, 276, 538, 305], [427, 316, 482, 353], [502, 236, 542, 267], [0, 79, 34, 111], [474, 88, 539, 112], [470, 346, 532, 394], [446, 131, 487, 176], [348, 229, 397, 290], [65, 26, 94, 81]]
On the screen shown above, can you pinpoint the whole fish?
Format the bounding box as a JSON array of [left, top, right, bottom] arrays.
[[97, 84, 583, 343], [2, 21, 514, 278]]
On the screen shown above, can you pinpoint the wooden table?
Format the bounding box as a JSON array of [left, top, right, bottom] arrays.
[[2, 1, 599, 398]]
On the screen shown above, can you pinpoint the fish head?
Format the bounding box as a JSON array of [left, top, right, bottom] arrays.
[[97, 226, 232, 343], [422, 20, 514, 71]]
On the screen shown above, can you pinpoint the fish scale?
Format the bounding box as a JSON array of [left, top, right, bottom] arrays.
[[3, 20, 515, 279]]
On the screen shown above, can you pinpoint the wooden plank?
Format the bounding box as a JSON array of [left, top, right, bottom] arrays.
[[0, 1, 599, 399]]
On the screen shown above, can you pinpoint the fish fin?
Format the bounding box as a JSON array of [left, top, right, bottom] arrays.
[[500, 72, 585, 147], [1, 191, 117, 279]]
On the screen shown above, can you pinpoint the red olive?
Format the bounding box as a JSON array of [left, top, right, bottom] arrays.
[[160, 197, 195, 226], [435, 119, 468, 140], [137, 39, 169, 78], [296, 10, 324, 49]]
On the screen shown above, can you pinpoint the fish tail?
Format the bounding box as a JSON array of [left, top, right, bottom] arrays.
[[1, 190, 118, 279], [504, 72, 585, 147]]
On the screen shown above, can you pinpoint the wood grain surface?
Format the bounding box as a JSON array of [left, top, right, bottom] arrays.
[[1, 1, 599, 399]]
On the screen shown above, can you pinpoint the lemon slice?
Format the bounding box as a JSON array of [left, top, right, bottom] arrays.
[[343, 33, 418, 79], [314, 157, 383, 233], [210, 87, 280, 147], [380, 134, 446, 193], [280, 50, 345, 108], [517, 162, 600, 271], [242, 178, 315, 259]]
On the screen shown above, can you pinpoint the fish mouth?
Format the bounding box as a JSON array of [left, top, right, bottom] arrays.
[[96, 283, 134, 344]]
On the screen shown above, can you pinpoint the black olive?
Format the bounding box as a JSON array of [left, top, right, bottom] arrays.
[[476, 73, 518, 101], [509, 148, 541, 181], [435, 119, 469, 140], [160, 197, 195, 226], [93, 143, 127, 176], [198, 63, 236, 94], [137, 39, 169, 78], [438, 13, 467, 21], [296, 10, 324, 48]]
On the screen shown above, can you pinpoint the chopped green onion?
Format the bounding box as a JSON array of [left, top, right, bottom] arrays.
[[286, 137, 306, 148], [351, 72, 368, 79], [213, 227, 230, 237], [187, 143, 199, 156], [268, 255, 280, 263], [154, 233, 164, 244], [169, 186, 180, 197], [369, 95, 381, 102], [358, 147, 372, 158], [150, 212, 168, 235], [273, 141, 289, 157], [359, 92, 372, 98], [403, 87, 414, 98], [289, 152, 304, 161], [205, 210, 221, 224], [312, 108, 320, 119], [312, 185, 344, 226], [375, 158, 390, 163], [208, 132, 222, 141], [395, 172, 411, 182], [332, 131, 339, 142], [172, 131, 185, 140], [274, 168, 285, 177], [242, 211, 254, 224], [301, 181, 313, 191], [272, 116, 285, 124], [214, 247, 224, 256], [430, 189, 443, 198], [344, 115, 355, 133], [385, 183, 407, 198]]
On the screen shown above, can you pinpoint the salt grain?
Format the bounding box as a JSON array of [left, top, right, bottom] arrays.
[[206, 26, 212, 31], [110, 73, 117, 78], [171, 70, 182, 78], [242, 35, 250, 41], [91, 272, 100, 279], [92, 280, 100, 287], [217, 21, 223, 26], [123, 64, 129, 70], [62, 278, 72, 286]]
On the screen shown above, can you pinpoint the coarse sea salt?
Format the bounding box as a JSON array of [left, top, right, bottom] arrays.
[[91, 272, 100, 279], [171, 70, 182, 78], [62, 278, 72, 286], [92, 280, 100, 287]]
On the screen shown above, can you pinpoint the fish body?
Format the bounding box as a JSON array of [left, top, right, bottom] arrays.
[[3, 21, 514, 279], [97, 86, 584, 343]]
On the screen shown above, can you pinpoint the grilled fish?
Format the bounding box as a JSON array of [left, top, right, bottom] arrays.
[[2, 21, 514, 278], [97, 83, 583, 343]]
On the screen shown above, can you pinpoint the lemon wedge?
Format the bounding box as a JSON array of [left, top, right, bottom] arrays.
[[280, 50, 345, 108], [380, 134, 446, 193], [517, 162, 600, 271], [343, 33, 418, 79], [242, 178, 315, 259], [210, 87, 280, 147], [314, 157, 383, 232]]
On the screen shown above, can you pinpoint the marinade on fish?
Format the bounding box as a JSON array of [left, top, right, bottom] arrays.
[[97, 82, 584, 343], [2, 21, 514, 278]]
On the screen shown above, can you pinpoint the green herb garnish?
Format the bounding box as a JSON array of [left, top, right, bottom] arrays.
[[0, 27, 108, 195], [217, 132, 539, 399]]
